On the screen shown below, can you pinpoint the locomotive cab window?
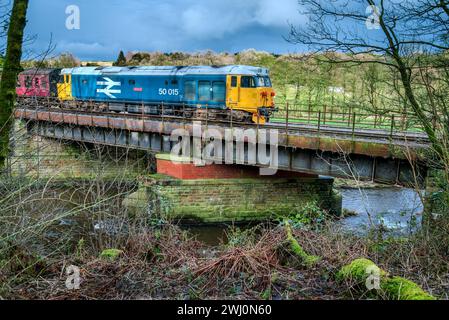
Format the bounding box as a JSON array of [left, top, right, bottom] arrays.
[[212, 81, 225, 102], [198, 81, 211, 101], [184, 81, 196, 101], [241, 76, 256, 88], [256, 76, 272, 87], [231, 76, 237, 87]]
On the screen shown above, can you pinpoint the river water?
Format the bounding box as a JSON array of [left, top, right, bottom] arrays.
[[17, 183, 424, 247], [187, 187, 425, 245], [335, 187, 424, 236]]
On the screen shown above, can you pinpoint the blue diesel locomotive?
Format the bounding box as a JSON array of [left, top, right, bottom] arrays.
[[58, 65, 276, 123]]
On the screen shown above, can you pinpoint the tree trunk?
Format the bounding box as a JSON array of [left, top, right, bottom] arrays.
[[0, 0, 29, 168]]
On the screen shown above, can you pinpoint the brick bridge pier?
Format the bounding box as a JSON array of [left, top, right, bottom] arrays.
[[122, 154, 342, 223]]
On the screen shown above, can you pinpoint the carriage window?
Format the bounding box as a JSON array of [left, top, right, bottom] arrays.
[[25, 76, 32, 88], [41, 80, 47, 89], [241, 76, 255, 88], [184, 81, 196, 101], [231, 76, 237, 87], [198, 81, 211, 101], [34, 78, 39, 87], [212, 81, 225, 102]]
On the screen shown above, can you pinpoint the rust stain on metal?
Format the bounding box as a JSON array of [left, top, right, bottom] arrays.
[[49, 113, 63, 123], [92, 117, 109, 127], [110, 118, 126, 129], [353, 142, 390, 158]]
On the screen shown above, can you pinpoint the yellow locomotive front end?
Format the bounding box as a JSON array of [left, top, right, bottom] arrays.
[[57, 69, 73, 101], [226, 69, 276, 124]]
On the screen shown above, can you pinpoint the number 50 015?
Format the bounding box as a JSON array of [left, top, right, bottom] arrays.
[[158, 88, 179, 96]]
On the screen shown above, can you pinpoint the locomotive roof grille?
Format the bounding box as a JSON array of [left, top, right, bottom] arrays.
[[61, 65, 269, 77]]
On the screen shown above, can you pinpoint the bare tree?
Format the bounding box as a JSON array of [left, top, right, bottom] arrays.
[[289, 0, 449, 240], [288, 0, 449, 163]]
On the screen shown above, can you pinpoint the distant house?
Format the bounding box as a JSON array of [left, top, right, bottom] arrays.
[[81, 61, 113, 67], [328, 86, 345, 94]]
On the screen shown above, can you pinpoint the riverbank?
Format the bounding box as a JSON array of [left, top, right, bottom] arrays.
[[1, 220, 447, 300], [0, 177, 446, 300], [1, 133, 447, 300]]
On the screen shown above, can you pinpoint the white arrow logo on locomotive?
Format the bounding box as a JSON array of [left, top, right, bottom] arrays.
[[96, 77, 121, 98]]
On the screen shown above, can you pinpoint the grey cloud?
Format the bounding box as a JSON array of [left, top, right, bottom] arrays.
[[23, 0, 306, 60]]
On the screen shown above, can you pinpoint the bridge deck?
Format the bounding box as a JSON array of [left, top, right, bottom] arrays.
[[14, 106, 430, 155], [14, 106, 430, 186]]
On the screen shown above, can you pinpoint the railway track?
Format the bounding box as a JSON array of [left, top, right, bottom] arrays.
[[266, 121, 429, 143]]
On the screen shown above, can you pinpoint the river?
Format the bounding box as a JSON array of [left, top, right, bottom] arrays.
[[187, 186, 425, 245], [15, 182, 423, 247], [335, 187, 424, 236]]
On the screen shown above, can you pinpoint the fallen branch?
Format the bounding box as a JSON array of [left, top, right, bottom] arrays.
[[336, 258, 436, 300], [284, 220, 320, 267]]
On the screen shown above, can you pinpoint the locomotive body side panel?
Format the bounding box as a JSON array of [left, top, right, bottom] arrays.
[[70, 71, 228, 109], [181, 74, 227, 109], [71, 74, 183, 104]]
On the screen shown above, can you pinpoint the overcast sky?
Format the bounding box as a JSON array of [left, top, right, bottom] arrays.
[[21, 0, 310, 61]]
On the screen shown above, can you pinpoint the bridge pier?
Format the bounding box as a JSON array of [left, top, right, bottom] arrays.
[[123, 154, 342, 223]]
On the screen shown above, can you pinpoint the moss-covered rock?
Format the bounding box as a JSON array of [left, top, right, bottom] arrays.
[[99, 248, 123, 261], [122, 187, 149, 217]]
